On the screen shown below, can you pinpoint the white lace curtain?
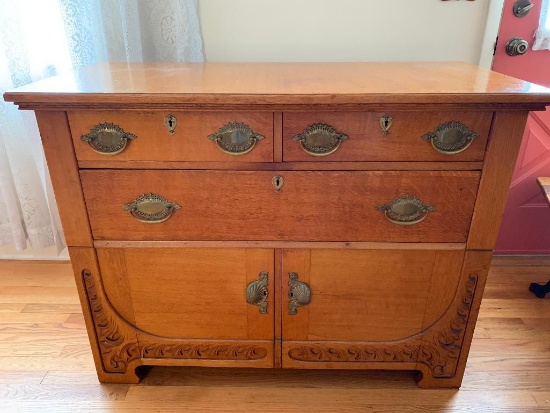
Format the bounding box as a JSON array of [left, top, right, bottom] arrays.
[[533, 0, 550, 50], [0, 0, 203, 252]]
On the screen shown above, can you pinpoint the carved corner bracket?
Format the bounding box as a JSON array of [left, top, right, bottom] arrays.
[[417, 273, 478, 378], [82, 270, 140, 373], [286, 273, 479, 380], [82, 269, 268, 374]]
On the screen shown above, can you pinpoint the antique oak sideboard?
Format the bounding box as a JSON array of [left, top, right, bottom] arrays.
[[5, 62, 550, 388]]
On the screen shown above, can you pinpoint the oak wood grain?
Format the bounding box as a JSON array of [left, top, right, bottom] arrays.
[[69, 111, 274, 162], [77, 160, 485, 170], [81, 170, 480, 243], [34, 111, 92, 247], [5, 62, 550, 109], [96, 248, 274, 340], [467, 111, 530, 250], [282, 249, 465, 342], [283, 111, 492, 162]]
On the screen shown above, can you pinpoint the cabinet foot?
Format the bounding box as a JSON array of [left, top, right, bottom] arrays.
[[414, 366, 463, 389], [96, 362, 148, 384]]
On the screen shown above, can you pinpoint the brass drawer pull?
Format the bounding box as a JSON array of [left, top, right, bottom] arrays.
[[81, 123, 136, 155], [422, 121, 479, 155], [377, 196, 435, 226], [246, 271, 269, 314], [293, 124, 349, 156], [289, 272, 311, 315], [124, 194, 181, 224], [208, 122, 264, 155]]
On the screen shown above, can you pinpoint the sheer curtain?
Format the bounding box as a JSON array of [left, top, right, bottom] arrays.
[[0, 0, 203, 253], [533, 0, 550, 50]]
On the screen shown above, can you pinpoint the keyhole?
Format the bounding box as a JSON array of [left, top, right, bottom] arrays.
[[380, 115, 393, 135], [164, 115, 177, 135], [272, 175, 284, 192]]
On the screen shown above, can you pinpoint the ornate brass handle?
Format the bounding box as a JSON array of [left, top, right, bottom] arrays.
[[421, 121, 479, 155], [81, 123, 136, 155], [293, 124, 349, 157], [246, 271, 269, 314], [289, 272, 311, 315], [208, 122, 264, 155], [123, 194, 181, 224], [377, 196, 435, 226]]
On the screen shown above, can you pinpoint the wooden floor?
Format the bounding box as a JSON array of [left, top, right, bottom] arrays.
[[0, 257, 549, 412]]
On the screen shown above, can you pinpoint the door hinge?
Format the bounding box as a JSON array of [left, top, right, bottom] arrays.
[[493, 36, 499, 56]]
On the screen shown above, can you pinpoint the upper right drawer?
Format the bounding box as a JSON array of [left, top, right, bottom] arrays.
[[283, 112, 492, 162]]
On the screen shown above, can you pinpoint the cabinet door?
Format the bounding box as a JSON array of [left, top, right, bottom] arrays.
[[95, 247, 275, 367], [281, 248, 464, 367]]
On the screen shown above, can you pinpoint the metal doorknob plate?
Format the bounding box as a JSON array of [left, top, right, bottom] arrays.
[[506, 37, 529, 56]]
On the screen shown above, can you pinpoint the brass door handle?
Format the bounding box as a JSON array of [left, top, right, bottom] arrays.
[[124, 194, 181, 224], [421, 121, 479, 155], [377, 196, 435, 226], [81, 123, 136, 155], [289, 272, 311, 315], [246, 271, 269, 314], [293, 124, 349, 156], [208, 122, 264, 155]]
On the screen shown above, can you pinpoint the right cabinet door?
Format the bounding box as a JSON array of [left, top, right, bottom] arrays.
[[281, 248, 465, 368]]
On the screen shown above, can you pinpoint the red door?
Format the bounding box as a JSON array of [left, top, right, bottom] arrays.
[[493, 0, 550, 253]]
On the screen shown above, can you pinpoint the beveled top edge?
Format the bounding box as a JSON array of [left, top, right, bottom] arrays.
[[4, 62, 550, 109]]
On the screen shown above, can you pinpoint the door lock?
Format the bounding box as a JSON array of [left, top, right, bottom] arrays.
[[513, 0, 534, 18], [506, 37, 529, 56]]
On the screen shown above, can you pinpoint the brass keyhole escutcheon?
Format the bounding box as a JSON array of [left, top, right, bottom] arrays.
[[380, 116, 393, 135], [272, 175, 284, 192], [164, 115, 177, 135]]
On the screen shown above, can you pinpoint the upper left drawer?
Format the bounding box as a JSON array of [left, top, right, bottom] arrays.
[[68, 111, 274, 163]]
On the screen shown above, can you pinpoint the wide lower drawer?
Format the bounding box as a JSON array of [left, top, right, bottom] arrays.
[[283, 111, 492, 161], [69, 111, 274, 162], [80, 170, 480, 242]]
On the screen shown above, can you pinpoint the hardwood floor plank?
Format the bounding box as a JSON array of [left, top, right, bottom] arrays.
[[1, 401, 549, 413], [22, 304, 82, 313], [0, 287, 80, 304], [0, 383, 128, 401], [0, 313, 73, 324], [124, 386, 539, 408], [0, 371, 47, 385], [0, 356, 95, 371], [0, 343, 65, 357], [531, 392, 550, 408], [0, 304, 25, 313]]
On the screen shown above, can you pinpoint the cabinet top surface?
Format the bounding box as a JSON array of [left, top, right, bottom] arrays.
[[4, 62, 550, 109]]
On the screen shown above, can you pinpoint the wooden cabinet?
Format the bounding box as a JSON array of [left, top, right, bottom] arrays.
[[4, 62, 550, 388]]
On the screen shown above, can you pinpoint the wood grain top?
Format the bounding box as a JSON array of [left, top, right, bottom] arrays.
[[537, 177, 550, 207], [4, 62, 550, 110]]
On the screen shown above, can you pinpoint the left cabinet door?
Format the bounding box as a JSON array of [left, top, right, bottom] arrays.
[[94, 247, 275, 367]]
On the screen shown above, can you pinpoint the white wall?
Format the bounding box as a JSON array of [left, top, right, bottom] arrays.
[[199, 0, 493, 64]]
